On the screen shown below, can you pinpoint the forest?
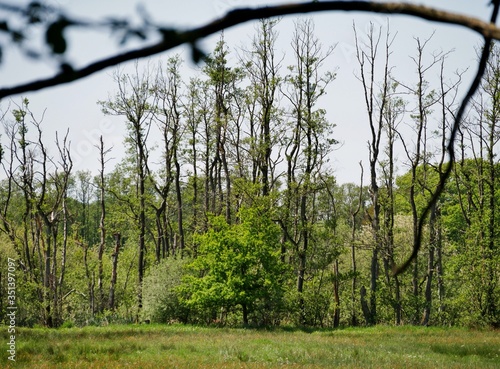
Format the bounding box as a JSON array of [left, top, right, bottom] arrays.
[[0, 17, 499, 330]]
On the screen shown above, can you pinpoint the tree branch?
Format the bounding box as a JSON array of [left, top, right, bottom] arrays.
[[1, 1, 500, 99]]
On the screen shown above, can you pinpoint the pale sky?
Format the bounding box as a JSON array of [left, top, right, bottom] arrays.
[[0, 1, 494, 184]]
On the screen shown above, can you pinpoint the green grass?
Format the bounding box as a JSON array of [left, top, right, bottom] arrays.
[[1, 324, 499, 368]]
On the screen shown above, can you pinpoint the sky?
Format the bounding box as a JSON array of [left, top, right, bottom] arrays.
[[0, 0, 495, 184]]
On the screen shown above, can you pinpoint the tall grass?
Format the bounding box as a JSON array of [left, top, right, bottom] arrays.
[[1, 325, 498, 368]]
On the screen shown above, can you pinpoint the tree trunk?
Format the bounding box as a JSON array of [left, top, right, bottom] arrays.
[[97, 135, 106, 313], [109, 233, 121, 311], [333, 259, 340, 328], [360, 286, 371, 325], [421, 203, 437, 326], [137, 147, 146, 322]]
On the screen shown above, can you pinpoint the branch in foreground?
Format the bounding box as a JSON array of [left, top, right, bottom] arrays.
[[1, 1, 500, 99], [392, 0, 500, 275]]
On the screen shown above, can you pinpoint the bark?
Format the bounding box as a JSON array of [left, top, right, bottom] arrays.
[[360, 286, 371, 325], [174, 157, 185, 255], [242, 303, 249, 326], [436, 222, 445, 321], [137, 140, 146, 321]]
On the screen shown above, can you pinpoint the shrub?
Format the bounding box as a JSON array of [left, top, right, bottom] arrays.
[[141, 258, 189, 323]]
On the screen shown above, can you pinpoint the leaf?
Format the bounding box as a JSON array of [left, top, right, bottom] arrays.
[[45, 17, 71, 54]]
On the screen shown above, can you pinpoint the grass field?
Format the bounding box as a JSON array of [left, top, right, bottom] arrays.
[[1, 324, 499, 368]]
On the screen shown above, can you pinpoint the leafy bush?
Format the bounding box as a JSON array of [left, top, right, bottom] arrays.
[[179, 205, 290, 326], [141, 258, 189, 323]]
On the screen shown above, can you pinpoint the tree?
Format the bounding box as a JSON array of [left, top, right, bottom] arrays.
[[99, 64, 154, 322], [180, 204, 287, 326], [379, 80, 405, 325], [151, 55, 186, 257], [184, 77, 204, 247], [453, 44, 500, 327], [203, 35, 244, 220], [343, 166, 365, 326], [282, 18, 336, 324], [96, 135, 112, 313], [242, 19, 282, 196], [396, 34, 450, 324], [474, 45, 500, 326], [0, 99, 73, 327], [354, 21, 392, 325]]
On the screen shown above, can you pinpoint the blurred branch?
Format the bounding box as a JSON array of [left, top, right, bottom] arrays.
[[1, 1, 500, 99], [393, 0, 500, 275]]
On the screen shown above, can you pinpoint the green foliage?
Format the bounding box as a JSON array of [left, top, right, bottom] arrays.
[[179, 205, 289, 325]]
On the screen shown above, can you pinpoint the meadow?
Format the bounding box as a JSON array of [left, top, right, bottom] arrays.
[[1, 325, 499, 368]]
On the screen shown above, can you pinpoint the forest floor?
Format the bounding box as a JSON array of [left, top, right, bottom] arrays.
[[0, 324, 499, 368]]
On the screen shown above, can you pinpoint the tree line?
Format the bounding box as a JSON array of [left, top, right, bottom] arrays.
[[0, 19, 498, 328]]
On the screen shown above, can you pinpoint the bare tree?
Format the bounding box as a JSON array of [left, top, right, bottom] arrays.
[[54, 130, 73, 322], [95, 135, 112, 313], [99, 63, 154, 322], [282, 18, 336, 324], [354, 21, 392, 325], [348, 163, 364, 326], [242, 19, 282, 196], [152, 56, 186, 256]]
